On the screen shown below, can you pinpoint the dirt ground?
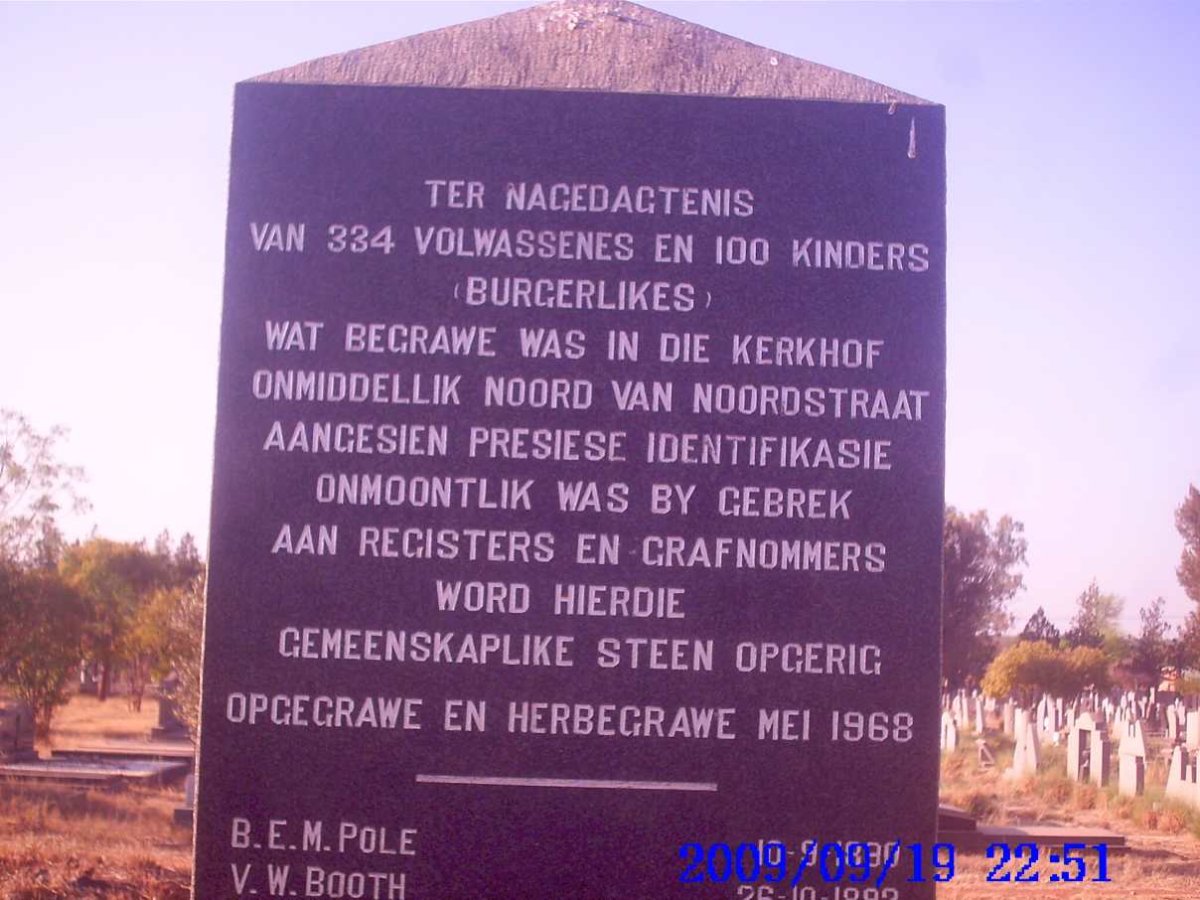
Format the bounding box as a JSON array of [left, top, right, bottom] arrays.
[[1, 697, 1199, 898]]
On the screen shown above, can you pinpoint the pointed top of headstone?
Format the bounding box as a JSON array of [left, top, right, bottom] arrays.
[[254, 0, 929, 105]]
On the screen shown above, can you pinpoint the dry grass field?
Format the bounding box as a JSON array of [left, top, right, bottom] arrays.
[[0, 696, 191, 898], [939, 740, 1200, 899], [2, 698, 1200, 898], [44, 697, 160, 749]]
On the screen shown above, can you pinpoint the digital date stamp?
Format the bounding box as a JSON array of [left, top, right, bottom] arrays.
[[680, 840, 1114, 889]]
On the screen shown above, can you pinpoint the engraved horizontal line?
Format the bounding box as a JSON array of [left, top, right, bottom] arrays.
[[415, 774, 717, 792]]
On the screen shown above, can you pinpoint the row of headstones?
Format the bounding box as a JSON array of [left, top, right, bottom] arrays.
[[941, 688, 1199, 748], [1011, 706, 1200, 809], [940, 691, 1200, 810], [1065, 710, 1200, 809]]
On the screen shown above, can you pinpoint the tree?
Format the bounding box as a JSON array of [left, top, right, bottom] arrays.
[[942, 507, 1028, 686], [60, 534, 203, 708], [1063, 580, 1124, 654], [981, 640, 1059, 703], [60, 539, 168, 704], [981, 640, 1110, 702], [1131, 597, 1170, 686], [1019, 607, 1061, 647], [1061, 645, 1111, 695], [1178, 484, 1200, 604], [0, 409, 88, 567], [1175, 611, 1200, 671], [155, 573, 205, 737], [0, 562, 87, 737]]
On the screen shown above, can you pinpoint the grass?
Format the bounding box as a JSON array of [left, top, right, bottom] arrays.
[[0, 783, 191, 899], [1, 695, 190, 898], [44, 695, 159, 749]]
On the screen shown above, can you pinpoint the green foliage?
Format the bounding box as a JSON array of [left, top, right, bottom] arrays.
[[0, 409, 88, 567], [60, 533, 202, 709], [0, 563, 87, 738], [981, 640, 1057, 700], [942, 507, 1028, 686], [1063, 580, 1124, 655], [1019, 607, 1061, 647], [1176, 611, 1200, 671], [1131, 596, 1170, 685], [981, 640, 1110, 701], [1178, 484, 1200, 605], [157, 574, 205, 736], [1062, 645, 1111, 694]]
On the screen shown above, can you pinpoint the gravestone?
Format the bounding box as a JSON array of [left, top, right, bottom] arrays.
[[941, 710, 959, 752], [1066, 712, 1095, 783], [1164, 745, 1200, 809], [0, 701, 36, 762], [1089, 721, 1112, 787], [976, 737, 995, 769], [1167, 704, 1179, 742], [973, 695, 985, 733], [1187, 711, 1200, 751], [1117, 721, 1146, 797], [192, 2, 946, 897], [1036, 695, 1050, 737], [150, 678, 191, 741], [1009, 710, 1039, 778], [1002, 700, 1015, 737], [955, 690, 969, 730]]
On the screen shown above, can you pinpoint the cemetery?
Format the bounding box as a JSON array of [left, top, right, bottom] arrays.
[[2, 1, 1200, 898]]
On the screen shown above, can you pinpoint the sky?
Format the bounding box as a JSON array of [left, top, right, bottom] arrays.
[[1, 0, 1197, 636]]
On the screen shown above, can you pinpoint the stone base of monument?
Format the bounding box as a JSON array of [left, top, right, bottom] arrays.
[[938, 806, 1126, 853], [51, 739, 195, 768], [0, 757, 188, 788], [936, 804, 977, 833], [2, 740, 196, 789]]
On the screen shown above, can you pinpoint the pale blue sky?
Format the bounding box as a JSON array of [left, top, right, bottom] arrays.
[[1, 1, 1197, 635]]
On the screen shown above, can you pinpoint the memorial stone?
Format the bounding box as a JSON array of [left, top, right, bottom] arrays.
[[1089, 723, 1112, 787], [1009, 718, 1040, 778], [953, 691, 967, 729], [151, 679, 190, 741], [1066, 712, 1096, 783], [941, 710, 959, 753], [191, 3, 946, 897], [1117, 721, 1146, 797], [976, 738, 996, 769], [0, 702, 36, 762], [1164, 746, 1200, 809], [1186, 710, 1200, 751]]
